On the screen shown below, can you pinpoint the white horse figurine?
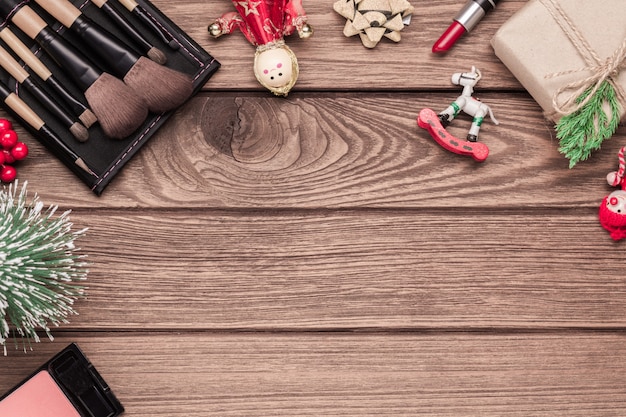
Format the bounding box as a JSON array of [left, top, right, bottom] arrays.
[[438, 66, 499, 142]]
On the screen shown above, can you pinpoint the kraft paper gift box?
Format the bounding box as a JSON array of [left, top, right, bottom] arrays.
[[490, 0, 626, 166]]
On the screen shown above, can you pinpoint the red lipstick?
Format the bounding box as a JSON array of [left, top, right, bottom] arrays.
[[432, 0, 499, 53]]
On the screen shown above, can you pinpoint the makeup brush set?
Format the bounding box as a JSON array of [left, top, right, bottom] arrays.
[[0, 0, 220, 194]]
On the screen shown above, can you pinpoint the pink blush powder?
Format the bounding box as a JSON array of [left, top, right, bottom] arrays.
[[0, 370, 81, 417]]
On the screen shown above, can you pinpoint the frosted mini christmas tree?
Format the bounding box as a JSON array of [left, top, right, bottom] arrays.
[[0, 181, 87, 354]]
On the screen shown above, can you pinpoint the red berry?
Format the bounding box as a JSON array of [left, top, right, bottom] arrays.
[[2, 149, 14, 164], [0, 119, 13, 134], [10, 142, 28, 160], [0, 130, 18, 149], [0, 152, 4, 165], [0, 165, 16, 183]]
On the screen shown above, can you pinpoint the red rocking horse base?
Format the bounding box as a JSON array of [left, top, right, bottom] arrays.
[[417, 108, 489, 162]]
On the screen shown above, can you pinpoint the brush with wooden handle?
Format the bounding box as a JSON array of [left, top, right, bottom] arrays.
[[1, 2, 149, 139], [0, 26, 97, 128], [34, 0, 193, 113], [116, 0, 178, 50], [89, 0, 166, 64], [0, 80, 97, 176], [0, 43, 89, 142]]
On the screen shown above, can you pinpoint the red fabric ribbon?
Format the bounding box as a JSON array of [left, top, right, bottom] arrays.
[[220, 0, 307, 46], [232, 0, 287, 45]]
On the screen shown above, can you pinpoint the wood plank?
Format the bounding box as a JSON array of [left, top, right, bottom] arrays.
[[11, 93, 625, 207], [2, 332, 626, 416], [3, 2, 624, 417], [152, 0, 526, 91], [40, 210, 623, 330]]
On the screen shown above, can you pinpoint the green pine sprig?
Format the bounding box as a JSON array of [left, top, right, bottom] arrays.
[[0, 181, 87, 354], [556, 80, 621, 168]]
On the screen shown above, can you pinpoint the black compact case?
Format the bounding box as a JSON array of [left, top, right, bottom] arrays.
[[0, 0, 219, 194], [0, 343, 124, 417]]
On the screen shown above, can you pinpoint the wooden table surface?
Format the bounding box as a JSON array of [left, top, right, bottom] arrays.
[[2, 0, 626, 415]]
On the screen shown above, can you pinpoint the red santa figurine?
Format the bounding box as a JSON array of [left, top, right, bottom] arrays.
[[599, 146, 626, 241], [208, 0, 312, 96]]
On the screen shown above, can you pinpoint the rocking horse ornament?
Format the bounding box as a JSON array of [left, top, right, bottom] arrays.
[[208, 0, 313, 96], [418, 66, 499, 162]]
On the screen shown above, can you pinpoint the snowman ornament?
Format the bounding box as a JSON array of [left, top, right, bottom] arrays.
[[599, 146, 626, 241], [208, 0, 312, 96]]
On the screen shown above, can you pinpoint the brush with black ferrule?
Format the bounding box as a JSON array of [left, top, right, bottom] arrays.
[[0, 26, 97, 128], [2, 2, 149, 139], [0, 80, 97, 176], [0, 43, 89, 142], [34, 0, 193, 113], [116, 0, 178, 50], [89, 0, 167, 64]]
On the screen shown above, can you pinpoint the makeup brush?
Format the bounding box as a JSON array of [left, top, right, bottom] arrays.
[[0, 26, 97, 128], [89, 0, 167, 64], [0, 80, 97, 176], [116, 0, 178, 50], [0, 44, 89, 142], [4, 3, 149, 139], [34, 0, 194, 113]]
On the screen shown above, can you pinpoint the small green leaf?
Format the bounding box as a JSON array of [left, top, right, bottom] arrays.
[[556, 81, 621, 168]]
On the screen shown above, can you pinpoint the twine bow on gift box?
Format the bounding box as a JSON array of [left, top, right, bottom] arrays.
[[540, 0, 626, 167]]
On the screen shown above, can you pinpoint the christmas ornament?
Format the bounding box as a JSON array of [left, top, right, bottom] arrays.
[[0, 118, 29, 183], [333, 0, 414, 48], [417, 66, 498, 162], [599, 145, 626, 241], [0, 181, 87, 354], [208, 0, 312, 96]]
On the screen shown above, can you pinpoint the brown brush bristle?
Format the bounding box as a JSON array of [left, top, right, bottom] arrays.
[[147, 47, 167, 65], [123, 56, 194, 113], [70, 122, 89, 142], [84, 72, 149, 139], [78, 108, 98, 128]]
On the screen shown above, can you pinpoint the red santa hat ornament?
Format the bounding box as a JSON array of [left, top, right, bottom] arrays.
[[208, 0, 312, 96], [599, 146, 626, 241]]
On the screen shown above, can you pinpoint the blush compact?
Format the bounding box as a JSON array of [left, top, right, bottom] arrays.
[[0, 343, 124, 417]]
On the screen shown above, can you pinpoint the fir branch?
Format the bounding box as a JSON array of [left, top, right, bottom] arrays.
[[556, 81, 621, 168], [0, 181, 87, 354]]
